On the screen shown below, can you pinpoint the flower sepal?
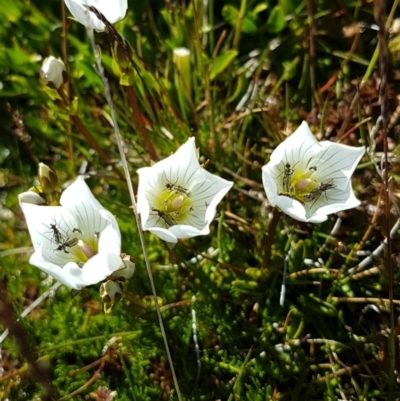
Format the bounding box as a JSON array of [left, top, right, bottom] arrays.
[[100, 280, 123, 314]]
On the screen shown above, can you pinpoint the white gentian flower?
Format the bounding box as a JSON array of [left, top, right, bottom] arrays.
[[19, 176, 134, 290], [137, 137, 233, 243], [262, 121, 365, 223], [40, 56, 67, 89], [64, 0, 127, 31]]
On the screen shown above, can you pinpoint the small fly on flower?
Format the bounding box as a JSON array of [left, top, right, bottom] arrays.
[[44, 221, 66, 245], [303, 181, 335, 207], [55, 236, 79, 254], [164, 176, 191, 197], [151, 207, 177, 227], [279, 162, 296, 193]]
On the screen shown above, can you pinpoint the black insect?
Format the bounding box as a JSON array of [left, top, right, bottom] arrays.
[[44, 221, 66, 244], [304, 181, 335, 207], [151, 207, 176, 227], [164, 175, 191, 197], [281, 162, 296, 193], [55, 237, 79, 254]]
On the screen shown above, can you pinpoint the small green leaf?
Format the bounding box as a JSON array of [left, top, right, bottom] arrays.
[[68, 97, 79, 116], [210, 50, 238, 81], [228, 74, 245, 102], [282, 56, 300, 81], [221, 5, 258, 34], [251, 3, 268, 15], [267, 5, 287, 33]]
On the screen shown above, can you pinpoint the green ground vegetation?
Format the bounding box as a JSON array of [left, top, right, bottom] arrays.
[[1, 0, 400, 400]]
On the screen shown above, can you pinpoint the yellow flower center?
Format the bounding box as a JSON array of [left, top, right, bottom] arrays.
[[280, 167, 319, 203], [155, 189, 192, 224]]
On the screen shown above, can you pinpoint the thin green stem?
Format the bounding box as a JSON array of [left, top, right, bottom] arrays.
[[233, 0, 246, 50]]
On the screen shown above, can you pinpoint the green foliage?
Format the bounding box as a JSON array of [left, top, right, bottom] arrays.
[[1, 0, 400, 400]]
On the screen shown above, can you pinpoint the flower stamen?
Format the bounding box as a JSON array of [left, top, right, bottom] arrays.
[[78, 239, 97, 259]]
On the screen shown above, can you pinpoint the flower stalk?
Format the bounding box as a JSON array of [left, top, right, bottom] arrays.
[[86, 27, 183, 401]]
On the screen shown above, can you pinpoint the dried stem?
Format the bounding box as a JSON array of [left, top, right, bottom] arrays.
[[58, 360, 105, 400], [375, 1, 395, 395], [262, 208, 281, 270], [332, 297, 400, 305], [87, 28, 182, 401], [125, 85, 159, 161]]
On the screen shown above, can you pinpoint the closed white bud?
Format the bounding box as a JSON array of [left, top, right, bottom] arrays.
[[40, 56, 67, 89], [18, 191, 46, 205]]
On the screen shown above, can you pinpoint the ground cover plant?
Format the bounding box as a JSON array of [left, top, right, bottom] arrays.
[[1, 0, 400, 400]]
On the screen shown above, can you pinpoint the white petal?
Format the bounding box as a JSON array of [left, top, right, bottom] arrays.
[[90, 0, 127, 24], [61, 178, 112, 244], [64, 0, 104, 30], [19, 201, 78, 250], [18, 191, 46, 205], [98, 215, 121, 255], [64, 0, 127, 31], [315, 142, 365, 180], [30, 246, 87, 290], [60, 176, 103, 211], [75, 252, 122, 286], [169, 224, 210, 238], [141, 137, 206, 191], [147, 227, 178, 243], [312, 182, 361, 217], [137, 167, 161, 217], [270, 121, 321, 168], [261, 164, 280, 206]]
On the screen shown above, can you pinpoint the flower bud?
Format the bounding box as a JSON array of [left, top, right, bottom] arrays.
[[40, 56, 68, 89], [173, 47, 192, 98], [100, 280, 123, 313], [111, 35, 133, 72], [111, 254, 135, 280], [38, 163, 59, 192], [18, 191, 46, 205]]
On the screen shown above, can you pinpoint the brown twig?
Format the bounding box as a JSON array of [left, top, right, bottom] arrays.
[[375, 1, 395, 394], [58, 360, 105, 400], [332, 296, 400, 305], [262, 208, 281, 270], [125, 85, 159, 161]]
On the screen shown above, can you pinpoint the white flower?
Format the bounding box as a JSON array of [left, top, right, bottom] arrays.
[[137, 137, 233, 243], [64, 0, 127, 31], [40, 56, 67, 89], [262, 121, 365, 223], [19, 176, 132, 290]]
